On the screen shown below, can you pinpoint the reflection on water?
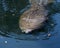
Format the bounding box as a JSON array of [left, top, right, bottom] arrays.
[[0, 0, 60, 40]]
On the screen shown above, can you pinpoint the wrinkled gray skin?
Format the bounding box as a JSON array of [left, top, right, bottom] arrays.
[[19, 0, 54, 33]]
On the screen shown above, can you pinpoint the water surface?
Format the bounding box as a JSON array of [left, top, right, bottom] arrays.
[[0, 0, 60, 48]]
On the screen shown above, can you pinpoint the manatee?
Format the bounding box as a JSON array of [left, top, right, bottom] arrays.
[[19, 0, 54, 33]]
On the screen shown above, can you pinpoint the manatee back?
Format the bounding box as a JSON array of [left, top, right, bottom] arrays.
[[29, 0, 55, 5]]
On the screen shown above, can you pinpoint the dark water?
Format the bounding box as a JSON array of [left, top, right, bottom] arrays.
[[0, 0, 60, 48]]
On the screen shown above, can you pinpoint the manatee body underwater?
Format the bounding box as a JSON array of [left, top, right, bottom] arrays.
[[19, 0, 53, 33]]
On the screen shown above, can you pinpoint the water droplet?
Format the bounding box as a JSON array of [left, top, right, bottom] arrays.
[[51, 24, 54, 26], [48, 33, 51, 37], [12, 14, 15, 16], [5, 41, 7, 44]]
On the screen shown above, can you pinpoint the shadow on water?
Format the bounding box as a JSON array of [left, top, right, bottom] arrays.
[[0, 0, 60, 40]]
